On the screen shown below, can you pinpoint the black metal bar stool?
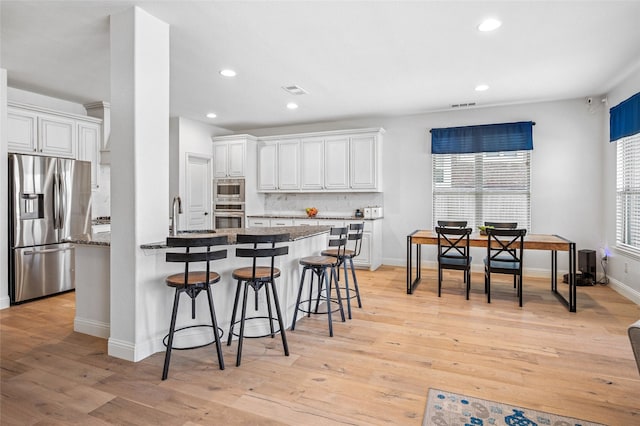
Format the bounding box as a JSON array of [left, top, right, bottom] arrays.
[[227, 233, 290, 367], [291, 227, 347, 336], [162, 234, 228, 380], [321, 222, 364, 319]]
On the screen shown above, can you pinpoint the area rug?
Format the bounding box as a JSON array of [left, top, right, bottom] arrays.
[[423, 388, 606, 426]]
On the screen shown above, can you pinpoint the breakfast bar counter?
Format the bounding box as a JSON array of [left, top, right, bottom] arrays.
[[70, 226, 332, 361]]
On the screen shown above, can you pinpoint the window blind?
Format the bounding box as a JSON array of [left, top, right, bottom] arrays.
[[433, 150, 531, 230], [616, 133, 640, 253]]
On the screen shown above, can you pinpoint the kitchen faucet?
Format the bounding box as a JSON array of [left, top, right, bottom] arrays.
[[170, 196, 183, 236]]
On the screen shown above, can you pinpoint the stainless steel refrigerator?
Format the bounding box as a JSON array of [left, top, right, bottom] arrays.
[[8, 154, 92, 303]]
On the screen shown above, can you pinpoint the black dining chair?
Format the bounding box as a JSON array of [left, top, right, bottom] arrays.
[[484, 228, 527, 306], [437, 220, 467, 228], [484, 222, 518, 288], [162, 235, 228, 380], [435, 226, 473, 299], [227, 233, 290, 366]]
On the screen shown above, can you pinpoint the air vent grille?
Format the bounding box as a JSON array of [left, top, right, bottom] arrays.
[[282, 85, 308, 95], [451, 102, 477, 108]]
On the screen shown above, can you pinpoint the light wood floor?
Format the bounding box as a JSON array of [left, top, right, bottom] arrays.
[[2, 266, 639, 425]]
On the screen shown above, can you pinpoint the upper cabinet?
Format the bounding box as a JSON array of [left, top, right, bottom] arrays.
[[8, 102, 103, 189], [257, 128, 384, 193], [212, 135, 255, 178]]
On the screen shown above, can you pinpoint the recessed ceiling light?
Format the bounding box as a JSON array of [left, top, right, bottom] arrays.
[[475, 84, 489, 91], [478, 18, 502, 32], [286, 102, 298, 110], [206, 112, 217, 118], [219, 69, 237, 77]]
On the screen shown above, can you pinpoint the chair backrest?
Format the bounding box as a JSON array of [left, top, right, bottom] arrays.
[[435, 226, 472, 259], [484, 221, 518, 229], [347, 222, 365, 257], [165, 235, 229, 286], [235, 233, 290, 281], [327, 226, 349, 259], [437, 220, 467, 228], [486, 228, 527, 265]]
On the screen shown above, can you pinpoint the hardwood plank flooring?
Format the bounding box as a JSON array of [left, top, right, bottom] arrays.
[[1, 266, 639, 425]]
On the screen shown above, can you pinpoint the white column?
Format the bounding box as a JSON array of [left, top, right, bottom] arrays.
[[108, 7, 170, 361], [0, 68, 9, 309]]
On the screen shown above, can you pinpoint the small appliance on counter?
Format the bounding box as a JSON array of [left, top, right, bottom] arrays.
[[355, 209, 364, 218], [363, 206, 383, 219]]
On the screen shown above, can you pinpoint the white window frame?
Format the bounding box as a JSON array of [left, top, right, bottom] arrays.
[[616, 133, 640, 256], [432, 150, 531, 230]]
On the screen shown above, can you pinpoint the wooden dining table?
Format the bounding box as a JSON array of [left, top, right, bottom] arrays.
[[406, 229, 577, 312]]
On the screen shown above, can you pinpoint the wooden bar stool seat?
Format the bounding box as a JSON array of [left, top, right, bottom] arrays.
[[232, 267, 281, 281], [162, 235, 228, 380]]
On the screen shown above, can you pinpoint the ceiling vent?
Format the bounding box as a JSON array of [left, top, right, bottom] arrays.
[[282, 85, 308, 95], [451, 102, 477, 108]]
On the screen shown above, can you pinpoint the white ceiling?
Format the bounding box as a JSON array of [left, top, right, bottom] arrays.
[[2, 1, 640, 132]]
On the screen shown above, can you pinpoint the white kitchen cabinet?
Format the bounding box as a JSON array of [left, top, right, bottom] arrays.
[[212, 137, 246, 178], [258, 141, 278, 191], [256, 128, 384, 193], [7, 107, 38, 153], [324, 136, 350, 190], [8, 102, 103, 163], [294, 218, 319, 226], [300, 137, 325, 190], [277, 140, 300, 190], [270, 218, 294, 227], [247, 218, 270, 227], [350, 134, 378, 189], [38, 113, 77, 158], [77, 121, 101, 189]]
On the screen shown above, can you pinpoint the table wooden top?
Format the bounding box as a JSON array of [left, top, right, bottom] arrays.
[[408, 229, 573, 251]]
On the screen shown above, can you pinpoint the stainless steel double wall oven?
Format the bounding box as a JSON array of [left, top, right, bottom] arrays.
[[213, 178, 245, 229]]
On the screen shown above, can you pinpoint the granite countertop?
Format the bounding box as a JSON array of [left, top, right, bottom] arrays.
[[66, 232, 111, 247], [247, 214, 381, 220], [141, 225, 331, 249], [69, 225, 332, 249]]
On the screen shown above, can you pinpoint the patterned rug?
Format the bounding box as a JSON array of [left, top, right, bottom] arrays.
[[423, 388, 606, 426]]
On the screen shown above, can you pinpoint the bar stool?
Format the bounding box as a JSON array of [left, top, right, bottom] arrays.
[[162, 235, 228, 380], [291, 227, 347, 336], [321, 222, 364, 319], [227, 233, 290, 367]]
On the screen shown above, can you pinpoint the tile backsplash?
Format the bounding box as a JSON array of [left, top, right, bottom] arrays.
[[264, 192, 383, 216]]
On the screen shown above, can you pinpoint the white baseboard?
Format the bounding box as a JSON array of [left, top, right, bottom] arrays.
[[108, 338, 138, 362], [74, 317, 110, 339], [608, 277, 640, 305], [0, 295, 10, 310]]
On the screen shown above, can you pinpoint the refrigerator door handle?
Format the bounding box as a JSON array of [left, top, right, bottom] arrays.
[[23, 246, 74, 256], [53, 171, 60, 229]]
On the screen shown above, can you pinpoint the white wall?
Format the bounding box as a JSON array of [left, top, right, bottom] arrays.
[[603, 68, 640, 303], [246, 97, 606, 277], [1, 69, 9, 309]]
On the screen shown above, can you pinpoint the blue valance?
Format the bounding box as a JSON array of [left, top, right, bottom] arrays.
[[431, 121, 534, 154], [610, 92, 640, 142]]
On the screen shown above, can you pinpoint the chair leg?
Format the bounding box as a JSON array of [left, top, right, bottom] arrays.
[[264, 283, 275, 338], [227, 280, 242, 347], [162, 288, 181, 380], [323, 267, 334, 337], [236, 281, 250, 367], [291, 267, 307, 331], [518, 275, 523, 307], [486, 271, 491, 304], [437, 266, 442, 297], [342, 259, 352, 319], [205, 284, 224, 370], [331, 266, 346, 323], [314, 268, 324, 314], [268, 280, 289, 356], [466, 268, 470, 300], [349, 258, 362, 308], [307, 267, 315, 318]]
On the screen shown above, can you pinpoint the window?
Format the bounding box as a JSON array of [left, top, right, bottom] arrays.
[[616, 133, 640, 253], [433, 150, 531, 230]]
